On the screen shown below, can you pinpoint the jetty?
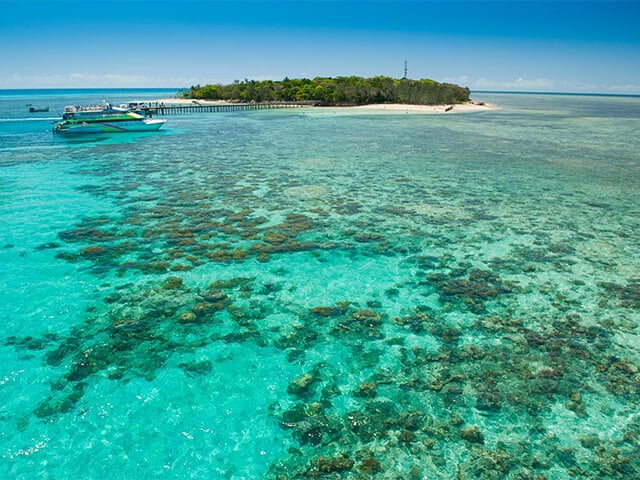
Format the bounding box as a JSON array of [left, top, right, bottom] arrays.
[[139, 101, 306, 116]]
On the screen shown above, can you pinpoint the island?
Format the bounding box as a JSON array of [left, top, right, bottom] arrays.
[[185, 76, 471, 106]]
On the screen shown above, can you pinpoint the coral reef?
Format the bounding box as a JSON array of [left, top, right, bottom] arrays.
[[6, 120, 640, 479]]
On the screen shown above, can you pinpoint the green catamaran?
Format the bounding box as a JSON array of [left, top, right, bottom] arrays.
[[54, 103, 166, 134]]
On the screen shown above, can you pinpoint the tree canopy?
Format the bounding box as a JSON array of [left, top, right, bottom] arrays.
[[186, 76, 470, 105]]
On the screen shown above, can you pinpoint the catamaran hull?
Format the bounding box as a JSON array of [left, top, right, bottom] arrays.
[[54, 119, 166, 134]]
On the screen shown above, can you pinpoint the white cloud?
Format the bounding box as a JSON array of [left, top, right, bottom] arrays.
[[473, 77, 554, 91], [598, 84, 640, 94], [442, 75, 469, 86], [462, 76, 640, 95], [0, 72, 194, 88]]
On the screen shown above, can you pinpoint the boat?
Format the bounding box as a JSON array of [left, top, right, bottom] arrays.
[[53, 102, 165, 134], [29, 106, 49, 113]]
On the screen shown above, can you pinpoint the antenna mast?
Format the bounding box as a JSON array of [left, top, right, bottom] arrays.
[[403, 60, 408, 79]]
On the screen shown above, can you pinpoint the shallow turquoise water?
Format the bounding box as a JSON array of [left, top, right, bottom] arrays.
[[1, 90, 640, 479]]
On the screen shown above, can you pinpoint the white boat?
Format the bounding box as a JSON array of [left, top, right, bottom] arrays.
[[53, 103, 165, 134]]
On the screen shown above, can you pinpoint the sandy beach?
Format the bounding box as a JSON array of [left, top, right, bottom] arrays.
[[339, 101, 495, 114], [151, 98, 495, 114]]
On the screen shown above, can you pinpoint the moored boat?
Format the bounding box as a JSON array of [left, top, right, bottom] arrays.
[[29, 106, 50, 113], [53, 103, 165, 134]]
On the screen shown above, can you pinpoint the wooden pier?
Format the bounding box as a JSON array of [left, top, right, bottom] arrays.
[[141, 102, 305, 116]]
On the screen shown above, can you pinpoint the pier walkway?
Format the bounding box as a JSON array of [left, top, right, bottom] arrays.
[[141, 102, 306, 116]]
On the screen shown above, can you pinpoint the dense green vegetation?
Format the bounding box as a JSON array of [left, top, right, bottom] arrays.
[[186, 76, 470, 105]]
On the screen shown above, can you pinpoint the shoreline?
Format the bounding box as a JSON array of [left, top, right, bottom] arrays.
[[150, 98, 496, 114], [335, 101, 495, 114]]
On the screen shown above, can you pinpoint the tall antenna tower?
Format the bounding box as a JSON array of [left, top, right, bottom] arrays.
[[403, 60, 408, 79]]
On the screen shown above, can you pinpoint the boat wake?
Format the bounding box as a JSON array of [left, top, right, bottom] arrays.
[[0, 117, 59, 123]]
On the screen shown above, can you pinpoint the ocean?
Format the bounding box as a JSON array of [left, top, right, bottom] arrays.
[[1, 89, 639, 479]]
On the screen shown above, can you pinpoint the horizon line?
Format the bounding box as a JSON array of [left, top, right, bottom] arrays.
[[471, 90, 640, 98]]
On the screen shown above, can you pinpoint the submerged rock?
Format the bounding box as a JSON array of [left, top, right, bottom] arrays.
[[58, 227, 116, 243], [334, 308, 384, 339], [179, 359, 213, 376], [461, 425, 485, 444], [34, 382, 87, 418], [309, 306, 341, 317], [179, 312, 197, 323], [352, 308, 382, 325], [347, 409, 387, 442], [199, 289, 228, 303], [163, 276, 187, 290], [353, 381, 378, 398], [209, 277, 255, 290], [475, 380, 503, 412], [391, 311, 432, 333], [430, 268, 515, 313], [359, 456, 382, 474], [139, 261, 170, 274], [35, 241, 61, 251], [191, 295, 229, 319], [287, 371, 321, 398], [279, 402, 335, 446], [396, 411, 426, 431], [399, 429, 416, 443], [314, 455, 354, 474]]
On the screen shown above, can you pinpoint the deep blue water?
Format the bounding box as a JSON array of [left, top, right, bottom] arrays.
[[1, 89, 639, 479]]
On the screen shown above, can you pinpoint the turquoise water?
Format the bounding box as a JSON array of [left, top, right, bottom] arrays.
[[1, 89, 639, 479]]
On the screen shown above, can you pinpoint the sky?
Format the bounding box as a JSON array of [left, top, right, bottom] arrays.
[[0, 0, 639, 93]]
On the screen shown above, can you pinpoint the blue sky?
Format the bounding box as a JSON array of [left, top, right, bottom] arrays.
[[1, 0, 639, 93]]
